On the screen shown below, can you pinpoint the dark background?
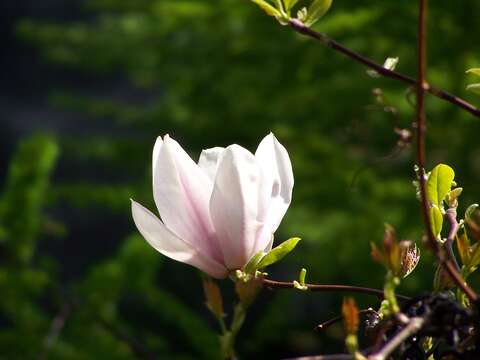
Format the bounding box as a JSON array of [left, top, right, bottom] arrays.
[[1, 0, 480, 358]]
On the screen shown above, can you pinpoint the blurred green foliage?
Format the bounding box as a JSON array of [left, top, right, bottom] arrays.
[[2, 0, 480, 358]]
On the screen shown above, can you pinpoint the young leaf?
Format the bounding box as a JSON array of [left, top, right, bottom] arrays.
[[427, 164, 455, 206], [293, 268, 308, 290], [430, 206, 443, 237], [304, 0, 332, 27], [467, 83, 480, 95], [250, 0, 282, 18], [456, 232, 471, 266], [383, 57, 399, 71], [284, 0, 299, 12], [367, 57, 399, 78], [468, 242, 480, 271], [466, 68, 480, 77], [465, 204, 479, 220], [257, 237, 301, 269]]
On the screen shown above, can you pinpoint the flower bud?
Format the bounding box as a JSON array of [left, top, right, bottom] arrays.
[[202, 277, 224, 319], [342, 297, 359, 335]]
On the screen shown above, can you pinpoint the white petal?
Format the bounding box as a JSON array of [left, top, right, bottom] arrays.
[[209, 145, 265, 269], [255, 133, 294, 245], [198, 147, 225, 181], [152, 136, 163, 181], [153, 136, 222, 262], [131, 200, 228, 278]]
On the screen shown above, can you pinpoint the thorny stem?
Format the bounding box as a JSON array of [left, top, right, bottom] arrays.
[[413, 0, 478, 303], [261, 278, 410, 301], [368, 317, 425, 360], [288, 19, 480, 119]]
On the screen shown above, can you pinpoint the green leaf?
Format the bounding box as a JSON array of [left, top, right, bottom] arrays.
[[304, 0, 332, 27], [427, 164, 455, 206], [284, 0, 299, 12], [257, 237, 301, 269], [249, 0, 282, 18], [466, 68, 480, 77], [244, 250, 265, 274], [430, 207, 443, 237], [467, 83, 480, 95]]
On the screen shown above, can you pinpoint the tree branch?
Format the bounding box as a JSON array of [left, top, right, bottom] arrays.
[[368, 317, 424, 360], [283, 355, 353, 360], [261, 278, 410, 301], [37, 302, 73, 360], [288, 19, 480, 119], [412, 0, 478, 303]]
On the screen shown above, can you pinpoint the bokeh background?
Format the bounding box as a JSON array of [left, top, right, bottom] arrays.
[[1, 0, 480, 358]]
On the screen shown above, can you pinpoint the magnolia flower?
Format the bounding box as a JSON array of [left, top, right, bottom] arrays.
[[131, 133, 294, 278]]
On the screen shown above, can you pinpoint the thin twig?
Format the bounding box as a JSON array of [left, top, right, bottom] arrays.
[[261, 278, 410, 301], [283, 355, 353, 360], [288, 19, 480, 119], [315, 308, 377, 332], [412, 0, 478, 303], [97, 317, 157, 360], [37, 302, 73, 360], [368, 317, 424, 360]]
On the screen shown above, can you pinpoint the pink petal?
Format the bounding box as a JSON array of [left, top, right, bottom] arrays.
[[198, 147, 225, 181], [131, 199, 228, 278], [152, 136, 163, 180], [209, 145, 265, 270], [254, 133, 294, 249], [152, 135, 222, 263]]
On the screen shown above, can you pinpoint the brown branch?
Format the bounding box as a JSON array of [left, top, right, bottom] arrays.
[[97, 317, 157, 360], [368, 317, 424, 360], [261, 278, 410, 301], [315, 308, 377, 332], [288, 19, 480, 119], [283, 355, 353, 360], [37, 302, 73, 360], [413, 0, 478, 303], [445, 207, 461, 271]]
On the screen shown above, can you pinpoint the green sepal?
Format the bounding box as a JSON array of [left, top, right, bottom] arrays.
[[427, 164, 455, 206], [304, 0, 332, 27], [257, 237, 301, 269], [244, 250, 265, 274]]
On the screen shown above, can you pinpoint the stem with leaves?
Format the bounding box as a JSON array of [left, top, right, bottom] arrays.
[[412, 0, 478, 303]]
